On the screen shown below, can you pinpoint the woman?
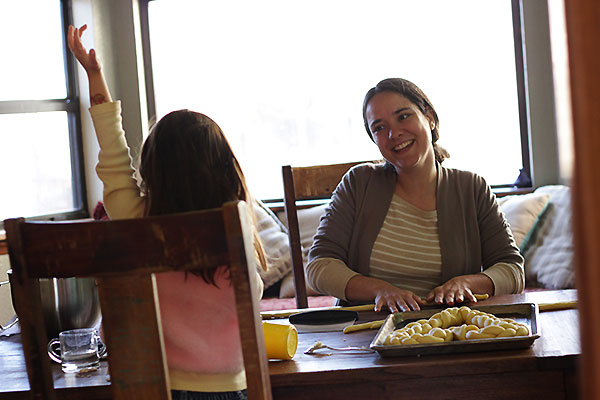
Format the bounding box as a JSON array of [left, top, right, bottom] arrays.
[[306, 78, 524, 313]]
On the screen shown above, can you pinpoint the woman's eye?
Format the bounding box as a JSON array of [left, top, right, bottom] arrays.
[[399, 113, 410, 121], [372, 125, 384, 134]]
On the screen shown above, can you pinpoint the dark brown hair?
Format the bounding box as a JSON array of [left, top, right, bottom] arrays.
[[362, 78, 449, 164], [139, 110, 266, 284]]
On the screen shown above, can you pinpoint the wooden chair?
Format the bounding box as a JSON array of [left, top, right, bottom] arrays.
[[282, 161, 375, 309], [5, 200, 272, 400]]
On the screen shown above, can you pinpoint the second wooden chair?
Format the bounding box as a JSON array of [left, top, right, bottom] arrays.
[[282, 161, 375, 309]]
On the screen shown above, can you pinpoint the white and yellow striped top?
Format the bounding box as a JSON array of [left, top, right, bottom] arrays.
[[369, 194, 442, 298]]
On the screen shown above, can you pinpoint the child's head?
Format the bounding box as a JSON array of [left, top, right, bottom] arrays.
[[140, 110, 249, 216], [139, 109, 266, 282]]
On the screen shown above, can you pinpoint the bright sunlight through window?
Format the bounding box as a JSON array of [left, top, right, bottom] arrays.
[[0, 0, 75, 221], [148, 0, 522, 200]]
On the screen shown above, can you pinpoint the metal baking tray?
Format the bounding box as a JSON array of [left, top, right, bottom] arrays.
[[370, 303, 540, 357]]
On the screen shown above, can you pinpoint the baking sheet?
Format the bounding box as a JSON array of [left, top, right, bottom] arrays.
[[370, 303, 540, 357]]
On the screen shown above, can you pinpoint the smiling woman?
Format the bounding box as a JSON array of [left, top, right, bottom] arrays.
[[304, 77, 525, 314], [143, 0, 526, 200]]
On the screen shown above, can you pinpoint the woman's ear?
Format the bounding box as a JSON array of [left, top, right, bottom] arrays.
[[424, 106, 435, 131]]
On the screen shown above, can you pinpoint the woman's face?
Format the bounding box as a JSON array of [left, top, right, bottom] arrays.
[[365, 91, 435, 173]]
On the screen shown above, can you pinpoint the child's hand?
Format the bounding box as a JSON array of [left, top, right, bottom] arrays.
[[67, 25, 102, 73]]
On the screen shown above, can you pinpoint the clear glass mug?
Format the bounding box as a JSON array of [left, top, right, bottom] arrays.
[[47, 328, 107, 373]]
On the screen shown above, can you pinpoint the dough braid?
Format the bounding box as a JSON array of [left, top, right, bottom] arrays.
[[383, 306, 530, 345]]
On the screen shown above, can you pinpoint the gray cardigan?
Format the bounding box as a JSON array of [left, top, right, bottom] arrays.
[[308, 162, 524, 284]]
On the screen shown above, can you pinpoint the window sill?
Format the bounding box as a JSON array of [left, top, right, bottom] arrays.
[[494, 187, 534, 197]]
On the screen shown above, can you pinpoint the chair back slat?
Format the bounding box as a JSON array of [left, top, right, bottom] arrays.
[[223, 201, 272, 399], [290, 161, 370, 200], [6, 241, 57, 400], [16, 210, 229, 279]]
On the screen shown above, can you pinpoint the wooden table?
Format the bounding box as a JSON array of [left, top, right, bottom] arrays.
[[0, 290, 579, 399]]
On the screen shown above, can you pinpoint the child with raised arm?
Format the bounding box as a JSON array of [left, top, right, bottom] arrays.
[[68, 24, 265, 400]]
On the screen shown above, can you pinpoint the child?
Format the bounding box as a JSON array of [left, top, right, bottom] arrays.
[[68, 24, 266, 400]]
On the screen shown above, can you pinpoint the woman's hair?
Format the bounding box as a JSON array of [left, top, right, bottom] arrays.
[[362, 78, 449, 164], [139, 110, 266, 284]]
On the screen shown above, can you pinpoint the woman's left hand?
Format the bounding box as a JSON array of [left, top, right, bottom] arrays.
[[425, 273, 493, 306]]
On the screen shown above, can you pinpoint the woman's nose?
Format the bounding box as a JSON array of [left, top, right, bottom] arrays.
[[388, 124, 401, 139]]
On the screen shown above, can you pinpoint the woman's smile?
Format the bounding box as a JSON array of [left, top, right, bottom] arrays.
[[393, 139, 415, 152]]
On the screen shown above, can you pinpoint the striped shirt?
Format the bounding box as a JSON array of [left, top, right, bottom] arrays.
[[369, 194, 442, 297]]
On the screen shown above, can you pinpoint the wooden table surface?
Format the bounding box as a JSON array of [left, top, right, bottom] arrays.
[[0, 289, 579, 399]]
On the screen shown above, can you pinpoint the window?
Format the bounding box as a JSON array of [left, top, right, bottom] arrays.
[[142, 0, 529, 200], [0, 0, 86, 224]]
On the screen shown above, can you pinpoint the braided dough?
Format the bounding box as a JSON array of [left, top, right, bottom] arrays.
[[383, 306, 530, 345]]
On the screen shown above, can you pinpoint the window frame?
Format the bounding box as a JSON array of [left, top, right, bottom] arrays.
[[138, 0, 532, 197], [0, 0, 88, 228]]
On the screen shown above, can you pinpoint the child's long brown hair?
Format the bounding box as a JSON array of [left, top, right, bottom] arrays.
[[139, 110, 267, 284]]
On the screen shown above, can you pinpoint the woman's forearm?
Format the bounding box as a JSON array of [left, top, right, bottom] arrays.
[[345, 275, 391, 303]]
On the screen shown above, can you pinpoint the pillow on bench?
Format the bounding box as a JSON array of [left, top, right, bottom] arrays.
[[496, 192, 550, 251], [253, 200, 293, 290], [522, 185, 575, 289]]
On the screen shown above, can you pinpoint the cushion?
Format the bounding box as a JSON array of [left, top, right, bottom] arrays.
[[497, 192, 550, 251], [253, 200, 293, 289], [522, 185, 575, 289], [278, 270, 322, 298], [276, 202, 329, 260], [276, 203, 330, 298]]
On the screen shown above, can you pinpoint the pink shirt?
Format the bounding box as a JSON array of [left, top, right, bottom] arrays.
[[156, 267, 243, 374]]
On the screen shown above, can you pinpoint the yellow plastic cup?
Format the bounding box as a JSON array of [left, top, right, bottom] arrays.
[[262, 321, 298, 360]]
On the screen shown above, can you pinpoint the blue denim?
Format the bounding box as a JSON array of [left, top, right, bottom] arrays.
[[171, 389, 247, 400]]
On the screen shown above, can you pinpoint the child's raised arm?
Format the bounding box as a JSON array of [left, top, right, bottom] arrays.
[[67, 24, 112, 106]]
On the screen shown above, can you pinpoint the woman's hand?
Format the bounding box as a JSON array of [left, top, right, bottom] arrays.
[[425, 273, 494, 306], [67, 25, 101, 73], [373, 284, 424, 313], [346, 275, 423, 313]]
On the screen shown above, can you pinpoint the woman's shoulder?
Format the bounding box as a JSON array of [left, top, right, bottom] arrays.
[[347, 160, 393, 178], [339, 160, 395, 190]]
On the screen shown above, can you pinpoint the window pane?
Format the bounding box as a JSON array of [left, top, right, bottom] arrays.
[[0, 0, 66, 100], [149, 0, 522, 199], [0, 112, 74, 221]]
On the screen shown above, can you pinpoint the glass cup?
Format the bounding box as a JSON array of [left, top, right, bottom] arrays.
[[47, 328, 106, 373]]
